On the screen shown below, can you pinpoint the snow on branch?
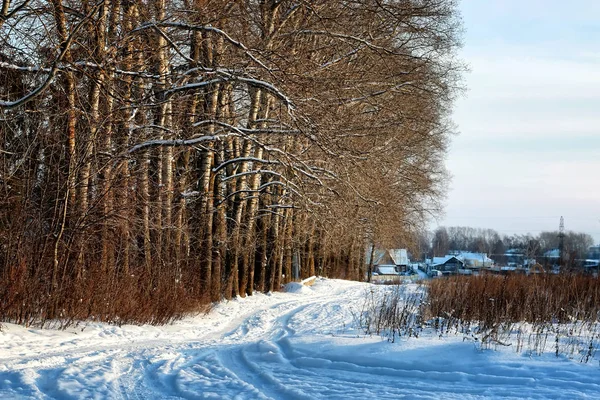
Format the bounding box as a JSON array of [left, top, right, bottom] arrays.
[[201, 122, 296, 163], [216, 181, 301, 207], [179, 190, 200, 198], [290, 164, 324, 186], [163, 78, 226, 98], [165, 74, 294, 110], [258, 181, 289, 191], [216, 189, 264, 207], [191, 121, 305, 184], [0, 60, 161, 80], [320, 46, 364, 69], [130, 124, 176, 134], [309, 166, 338, 179], [233, 76, 294, 111], [128, 133, 235, 153], [73, 61, 161, 79], [221, 169, 281, 181], [255, 210, 285, 219], [0, 61, 49, 73], [194, 119, 299, 135], [212, 157, 281, 174]]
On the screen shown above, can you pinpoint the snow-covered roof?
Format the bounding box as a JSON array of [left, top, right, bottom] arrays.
[[366, 248, 409, 266], [505, 248, 524, 255], [375, 265, 398, 275], [544, 249, 560, 258], [365, 248, 386, 266], [389, 249, 408, 266], [456, 252, 493, 263], [432, 256, 463, 267], [583, 259, 600, 267]]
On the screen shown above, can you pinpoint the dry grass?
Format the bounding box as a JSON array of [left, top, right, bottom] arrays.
[[353, 285, 425, 342], [426, 274, 600, 326], [355, 274, 600, 362], [425, 274, 600, 360]]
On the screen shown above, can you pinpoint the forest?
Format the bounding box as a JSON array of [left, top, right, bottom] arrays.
[[0, 0, 462, 325]]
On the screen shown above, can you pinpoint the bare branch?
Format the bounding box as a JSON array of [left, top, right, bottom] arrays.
[[133, 21, 272, 73], [0, 1, 103, 110], [128, 133, 237, 153], [212, 157, 281, 174], [165, 75, 294, 110]]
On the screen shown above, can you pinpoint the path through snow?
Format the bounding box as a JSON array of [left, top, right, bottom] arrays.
[[1, 279, 599, 399]]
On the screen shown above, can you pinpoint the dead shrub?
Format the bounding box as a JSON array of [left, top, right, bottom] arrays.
[[353, 285, 426, 342]]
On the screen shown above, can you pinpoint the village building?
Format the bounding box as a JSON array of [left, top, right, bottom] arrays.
[[428, 256, 464, 275], [366, 248, 411, 282], [455, 252, 494, 270]]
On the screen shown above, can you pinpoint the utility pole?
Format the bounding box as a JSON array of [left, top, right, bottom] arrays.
[[558, 216, 565, 272]]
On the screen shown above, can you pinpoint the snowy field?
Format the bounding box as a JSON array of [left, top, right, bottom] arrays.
[[1, 278, 599, 399]]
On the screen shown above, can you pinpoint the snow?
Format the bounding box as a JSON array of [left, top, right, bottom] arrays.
[[1, 278, 600, 399], [375, 265, 398, 275], [433, 255, 457, 265], [284, 282, 311, 295]]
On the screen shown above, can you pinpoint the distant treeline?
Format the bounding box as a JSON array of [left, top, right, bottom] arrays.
[[427, 226, 595, 264]]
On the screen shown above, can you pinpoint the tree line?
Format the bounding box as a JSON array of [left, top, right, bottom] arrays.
[[0, 0, 462, 325], [429, 226, 595, 265]]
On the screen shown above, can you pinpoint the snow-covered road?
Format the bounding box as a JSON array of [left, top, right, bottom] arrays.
[[1, 279, 599, 399]]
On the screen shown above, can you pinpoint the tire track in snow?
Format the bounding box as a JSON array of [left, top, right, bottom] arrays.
[[209, 299, 355, 399], [223, 290, 600, 399], [212, 302, 321, 400]]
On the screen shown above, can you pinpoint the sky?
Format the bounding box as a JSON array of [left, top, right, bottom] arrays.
[[435, 0, 600, 243]]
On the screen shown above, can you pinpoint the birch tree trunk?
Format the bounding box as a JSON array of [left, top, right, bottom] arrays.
[[266, 188, 281, 292], [239, 93, 272, 296], [237, 88, 262, 297], [50, 0, 78, 286]]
